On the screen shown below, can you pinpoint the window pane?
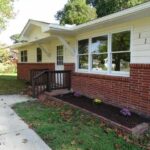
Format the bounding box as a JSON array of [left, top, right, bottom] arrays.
[[57, 46, 63, 56], [112, 31, 130, 52], [91, 35, 108, 53], [24, 55, 27, 62], [21, 51, 27, 62], [57, 45, 63, 65], [92, 54, 108, 71], [37, 48, 42, 62], [78, 55, 88, 69], [57, 56, 63, 65], [78, 39, 89, 54], [112, 52, 130, 72]]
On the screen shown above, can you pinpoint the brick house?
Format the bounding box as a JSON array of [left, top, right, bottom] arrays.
[[11, 2, 150, 117]]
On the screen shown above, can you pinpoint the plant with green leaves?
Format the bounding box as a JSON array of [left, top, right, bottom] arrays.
[[86, 0, 148, 17], [55, 0, 97, 25], [0, 0, 15, 31]]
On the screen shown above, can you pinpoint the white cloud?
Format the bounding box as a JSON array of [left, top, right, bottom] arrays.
[[0, 0, 67, 45]]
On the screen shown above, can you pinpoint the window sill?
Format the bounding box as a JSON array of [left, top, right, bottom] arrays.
[[73, 70, 130, 82], [76, 69, 129, 77]]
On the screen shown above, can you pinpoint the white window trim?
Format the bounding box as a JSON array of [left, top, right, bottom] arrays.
[[20, 50, 28, 63], [76, 29, 132, 77]]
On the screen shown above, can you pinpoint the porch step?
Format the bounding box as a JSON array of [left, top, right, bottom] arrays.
[[45, 89, 71, 97], [38, 89, 71, 102]]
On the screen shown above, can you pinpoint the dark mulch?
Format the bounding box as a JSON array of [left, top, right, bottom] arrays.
[[55, 93, 149, 128]]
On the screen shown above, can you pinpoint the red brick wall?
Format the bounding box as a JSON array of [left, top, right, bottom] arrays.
[[69, 63, 150, 117], [18, 62, 150, 116], [17, 63, 55, 81], [64, 63, 75, 71]]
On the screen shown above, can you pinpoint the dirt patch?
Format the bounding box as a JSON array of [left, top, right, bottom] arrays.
[[55, 93, 149, 128]]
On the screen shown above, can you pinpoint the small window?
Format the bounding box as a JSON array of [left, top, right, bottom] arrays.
[[112, 31, 130, 72], [57, 45, 63, 65], [37, 48, 42, 62], [78, 39, 89, 69], [21, 50, 27, 62], [91, 35, 108, 71]]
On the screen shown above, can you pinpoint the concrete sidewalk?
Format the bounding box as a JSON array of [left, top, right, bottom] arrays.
[[0, 95, 51, 150]]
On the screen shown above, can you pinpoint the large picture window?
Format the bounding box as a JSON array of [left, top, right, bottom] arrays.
[[21, 50, 27, 62], [77, 30, 131, 75]]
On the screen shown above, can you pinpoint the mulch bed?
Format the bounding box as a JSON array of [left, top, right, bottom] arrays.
[[55, 93, 149, 128]]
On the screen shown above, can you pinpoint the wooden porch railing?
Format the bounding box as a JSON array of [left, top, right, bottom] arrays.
[[32, 70, 71, 98], [30, 69, 49, 84], [32, 70, 48, 98]]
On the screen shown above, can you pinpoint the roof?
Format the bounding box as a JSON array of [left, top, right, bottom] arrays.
[[20, 19, 50, 39], [10, 1, 150, 49]]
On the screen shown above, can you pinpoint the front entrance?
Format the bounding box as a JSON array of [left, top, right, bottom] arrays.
[[55, 45, 64, 70], [55, 45, 64, 85]]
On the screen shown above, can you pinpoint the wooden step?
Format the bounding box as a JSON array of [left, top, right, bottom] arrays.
[[45, 89, 71, 97]]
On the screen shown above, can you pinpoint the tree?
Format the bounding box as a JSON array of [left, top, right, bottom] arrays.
[[55, 0, 97, 25], [0, 0, 15, 30], [0, 46, 10, 63], [10, 34, 20, 43], [86, 0, 147, 17]]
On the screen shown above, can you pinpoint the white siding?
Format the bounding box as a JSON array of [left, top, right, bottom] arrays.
[[75, 17, 150, 64], [18, 16, 150, 64], [18, 37, 75, 64], [132, 18, 150, 63]]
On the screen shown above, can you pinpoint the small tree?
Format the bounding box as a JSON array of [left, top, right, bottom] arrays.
[[10, 34, 20, 43], [0, 45, 10, 63], [55, 0, 97, 25], [0, 0, 15, 30]]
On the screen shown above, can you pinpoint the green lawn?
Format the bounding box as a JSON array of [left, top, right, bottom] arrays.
[[0, 73, 26, 94], [13, 101, 144, 150]]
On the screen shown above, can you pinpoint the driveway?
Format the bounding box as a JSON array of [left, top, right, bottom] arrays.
[[0, 95, 51, 150]]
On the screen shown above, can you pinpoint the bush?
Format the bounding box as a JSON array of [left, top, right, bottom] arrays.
[[0, 63, 17, 73]]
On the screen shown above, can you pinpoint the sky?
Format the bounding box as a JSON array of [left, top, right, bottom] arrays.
[[0, 0, 68, 45]]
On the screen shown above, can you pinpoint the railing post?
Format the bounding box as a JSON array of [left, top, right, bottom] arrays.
[[30, 70, 33, 84], [68, 71, 71, 90], [32, 79, 36, 98], [47, 71, 51, 92]]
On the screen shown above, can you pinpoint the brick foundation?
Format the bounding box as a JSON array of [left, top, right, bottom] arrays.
[[69, 64, 150, 117], [18, 62, 150, 116], [17, 63, 55, 81], [64, 63, 75, 71]]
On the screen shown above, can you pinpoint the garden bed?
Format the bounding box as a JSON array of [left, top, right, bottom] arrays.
[[55, 93, 149, 130]]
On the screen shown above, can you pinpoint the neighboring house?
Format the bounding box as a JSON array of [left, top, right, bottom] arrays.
[[10, 2, 150, 117]]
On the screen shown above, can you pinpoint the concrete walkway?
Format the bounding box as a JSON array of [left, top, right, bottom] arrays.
[[0, 95, 51, 150]]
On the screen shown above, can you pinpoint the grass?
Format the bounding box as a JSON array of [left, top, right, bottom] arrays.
[[13, 101, 145, 150], [0, 73, 26, 94]]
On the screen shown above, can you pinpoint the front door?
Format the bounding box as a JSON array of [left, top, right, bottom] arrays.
[[55, 45, 64, 70], [55, 45, 64, 85]]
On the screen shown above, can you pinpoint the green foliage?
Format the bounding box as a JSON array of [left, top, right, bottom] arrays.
[[10, 34, 20, 43], [0, 48, 10, 63], [14, 101, 143, 150], [0, 0, 15, 30], [0, 63, 17, 73], [55, 0, 97, 25], [0, 46, 17, 73], [86, 0, 147, 17]]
